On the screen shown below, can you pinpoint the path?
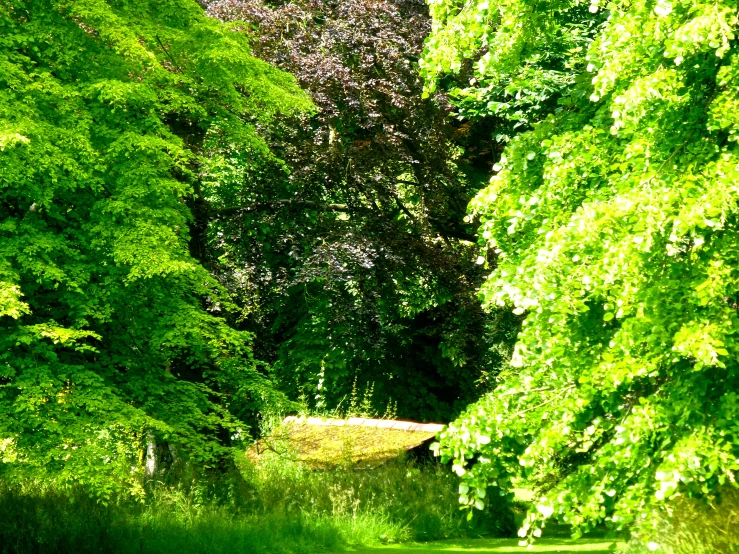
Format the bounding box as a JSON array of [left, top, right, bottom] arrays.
[[352, 538, 623, 554]]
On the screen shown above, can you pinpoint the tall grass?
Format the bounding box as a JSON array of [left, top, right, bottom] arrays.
[[0, 456, 516, 554], [618, 487, 739, 554], [238, 454, 515, 540]]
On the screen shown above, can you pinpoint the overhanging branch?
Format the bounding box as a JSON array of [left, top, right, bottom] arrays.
[[214, 198, 479, 243], [215, 199, 352, 217]]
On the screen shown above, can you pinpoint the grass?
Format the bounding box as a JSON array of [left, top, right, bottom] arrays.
[[0, 455, 517, 554]]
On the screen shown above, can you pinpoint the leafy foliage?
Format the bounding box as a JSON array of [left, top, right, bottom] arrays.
[[204, 0, 519, 422], [0, 0, 309, 493], [421, 0, 601, 138], [423, 0, 739, 545]]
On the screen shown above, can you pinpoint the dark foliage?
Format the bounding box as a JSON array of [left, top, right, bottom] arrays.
[[202, 0, 519, 421]]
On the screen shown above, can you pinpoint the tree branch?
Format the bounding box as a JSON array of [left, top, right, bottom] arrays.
[[215, 199, 353, 217], [387, 189, 418, 223], [512, 385, 576, 418], [154, 35, 182, 72], [214, 198, 479, 242], [427, 216, 478, 242]]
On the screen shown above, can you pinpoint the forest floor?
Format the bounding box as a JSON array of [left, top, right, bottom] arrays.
[[352, 537, 623, 554]]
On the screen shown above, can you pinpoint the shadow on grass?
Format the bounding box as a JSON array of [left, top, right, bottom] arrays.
[[352, 537, 623, 554]]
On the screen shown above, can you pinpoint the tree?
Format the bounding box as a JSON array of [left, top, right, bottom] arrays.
[[423, 0, 739, 544], [0, 0, 309, 494], [205, 0, 519, 421]]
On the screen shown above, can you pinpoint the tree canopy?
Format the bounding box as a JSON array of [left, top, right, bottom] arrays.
[[204, 0, 519, 422], [0, 0, 309, 493], [424, 0, 739, 543]]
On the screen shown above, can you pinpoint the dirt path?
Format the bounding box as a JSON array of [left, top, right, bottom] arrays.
[[352, 537, 623, 554]]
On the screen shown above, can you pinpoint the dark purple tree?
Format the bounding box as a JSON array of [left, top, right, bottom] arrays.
[[201, 0, 518, 421]]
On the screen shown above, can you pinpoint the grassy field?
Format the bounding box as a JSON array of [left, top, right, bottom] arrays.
[[354, 538, 623, 553]]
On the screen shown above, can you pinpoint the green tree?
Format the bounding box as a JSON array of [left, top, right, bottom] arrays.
[[0, 0, 309, 494], [423, 0, 739, 545]]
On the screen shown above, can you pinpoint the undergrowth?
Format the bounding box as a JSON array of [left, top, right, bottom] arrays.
[[0, 456, 516, 554]]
